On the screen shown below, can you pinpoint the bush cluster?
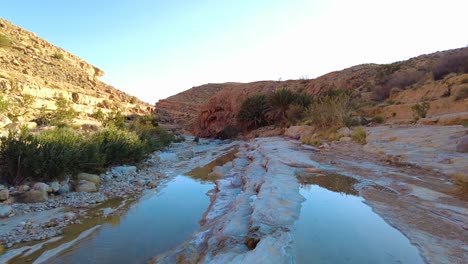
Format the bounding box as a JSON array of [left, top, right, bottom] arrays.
[[432, 49, 468, 80], [237, 88, 314, 130], [0, 115, 174, 185], [34, 97, 77, 127], [411, 101, 430, 120]]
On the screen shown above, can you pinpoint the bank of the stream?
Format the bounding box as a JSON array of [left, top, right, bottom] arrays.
[[1, 131, 467, 264]]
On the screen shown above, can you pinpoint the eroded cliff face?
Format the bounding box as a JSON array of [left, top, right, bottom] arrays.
[[0, 18, 153, 127], [157, 48, 468, 137]]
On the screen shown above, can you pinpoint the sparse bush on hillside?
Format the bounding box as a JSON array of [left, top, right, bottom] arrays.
[[91, 108, 106, 123], [432, 49, 468, 80], [52, 52, 64, 60], [52, 97, 78, 126], [0, 94, 10, 114], [0, 34, 11, 48], [373, 71, 426, 101], [411, 101, 430, 120], [372, 115, 384, 124], [103, 110, 126, 129], [237, 94, 269, 130], [455, 87, 468, 100]]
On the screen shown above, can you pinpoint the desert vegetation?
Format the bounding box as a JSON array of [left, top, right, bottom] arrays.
[[432, 49, 468, 80], [0, 33, 11, 48], [0, 113, 174, 185]]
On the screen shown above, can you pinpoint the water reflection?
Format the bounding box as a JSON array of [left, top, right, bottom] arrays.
[[185, 149, 237, 182], [297, 173, 358, 196], [27, 176, 213, 264], [294, 174, 424, 264]]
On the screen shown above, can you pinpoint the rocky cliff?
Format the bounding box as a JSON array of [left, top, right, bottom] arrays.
[[0, 18, 153, 129], [156, 48, 468, 137]]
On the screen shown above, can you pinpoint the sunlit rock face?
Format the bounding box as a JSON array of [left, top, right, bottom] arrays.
[[0, 18, 153, 128]]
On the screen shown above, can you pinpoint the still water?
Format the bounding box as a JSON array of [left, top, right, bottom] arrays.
[[294, 175, 425, 264], [50, 176, 213, 264]]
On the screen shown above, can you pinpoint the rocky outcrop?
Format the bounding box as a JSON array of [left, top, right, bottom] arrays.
[[0, 18, 153, 128]]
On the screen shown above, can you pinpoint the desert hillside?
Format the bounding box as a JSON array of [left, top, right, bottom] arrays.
[[157, 48, 468, 137], [0, 18, 153, 131]]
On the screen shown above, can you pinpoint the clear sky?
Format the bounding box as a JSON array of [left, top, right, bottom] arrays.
[[2, 0, 467, 104]]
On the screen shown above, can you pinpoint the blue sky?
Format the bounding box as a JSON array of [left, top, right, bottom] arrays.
[[2, 0, 467, 103]]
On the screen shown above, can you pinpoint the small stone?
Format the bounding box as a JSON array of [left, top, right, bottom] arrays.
[[75, 180, 97, 192], [0, 189, 9, 201], [32, 182, 50, 192], [20, 190, 48, 203], [17, 185, 30, 192], [77, 173, 100, 185], [49, 181, 60, 193], [111, 166, 137, 177], [337, 127, 351, 137], [0, 205, 12, 218], [148, 180, 158, 189], [339, 136, 352, 142]]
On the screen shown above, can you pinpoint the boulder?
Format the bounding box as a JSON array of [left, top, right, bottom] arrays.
[[33, 182, 50, 192], [21, 190, 48, 203], [111, 166, 137, 177], [0, 114, 12, 128], [337, 127, 351, 137], [456, 135, 468, 153], [0, 189, 9, 201], [0, 205, 12, 218], [339, 136, 352, 142], [77, 173, 100, 185], [75, 180, 97, 192], [0, 184, 5, 190], [284, 126, 315, 140]]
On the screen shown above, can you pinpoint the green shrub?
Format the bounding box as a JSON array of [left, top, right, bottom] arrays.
[[0, 34, 11, 48], [411, 101, 430, 120], [52, 52, 64, 60], [305, 91, 353, 129], [351, 127, 367, 144], [237, 94, 269, 129], [0, 94, 10, 114], [0, 123, 175, 184], [103, 110, 125, 129], [372, 115, 384, 124], [193, 136, 200, 143], [53, 97, 78, 126], [91, 109, 106, 123], [455, 87, 468, 100], [286, 104, 305, 125], [217, 125, 240, 139], [90, 126, 148, 166], [128, 115, 174, 151], [0, 128, 92, 184], [268, 88, 296, 120]]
